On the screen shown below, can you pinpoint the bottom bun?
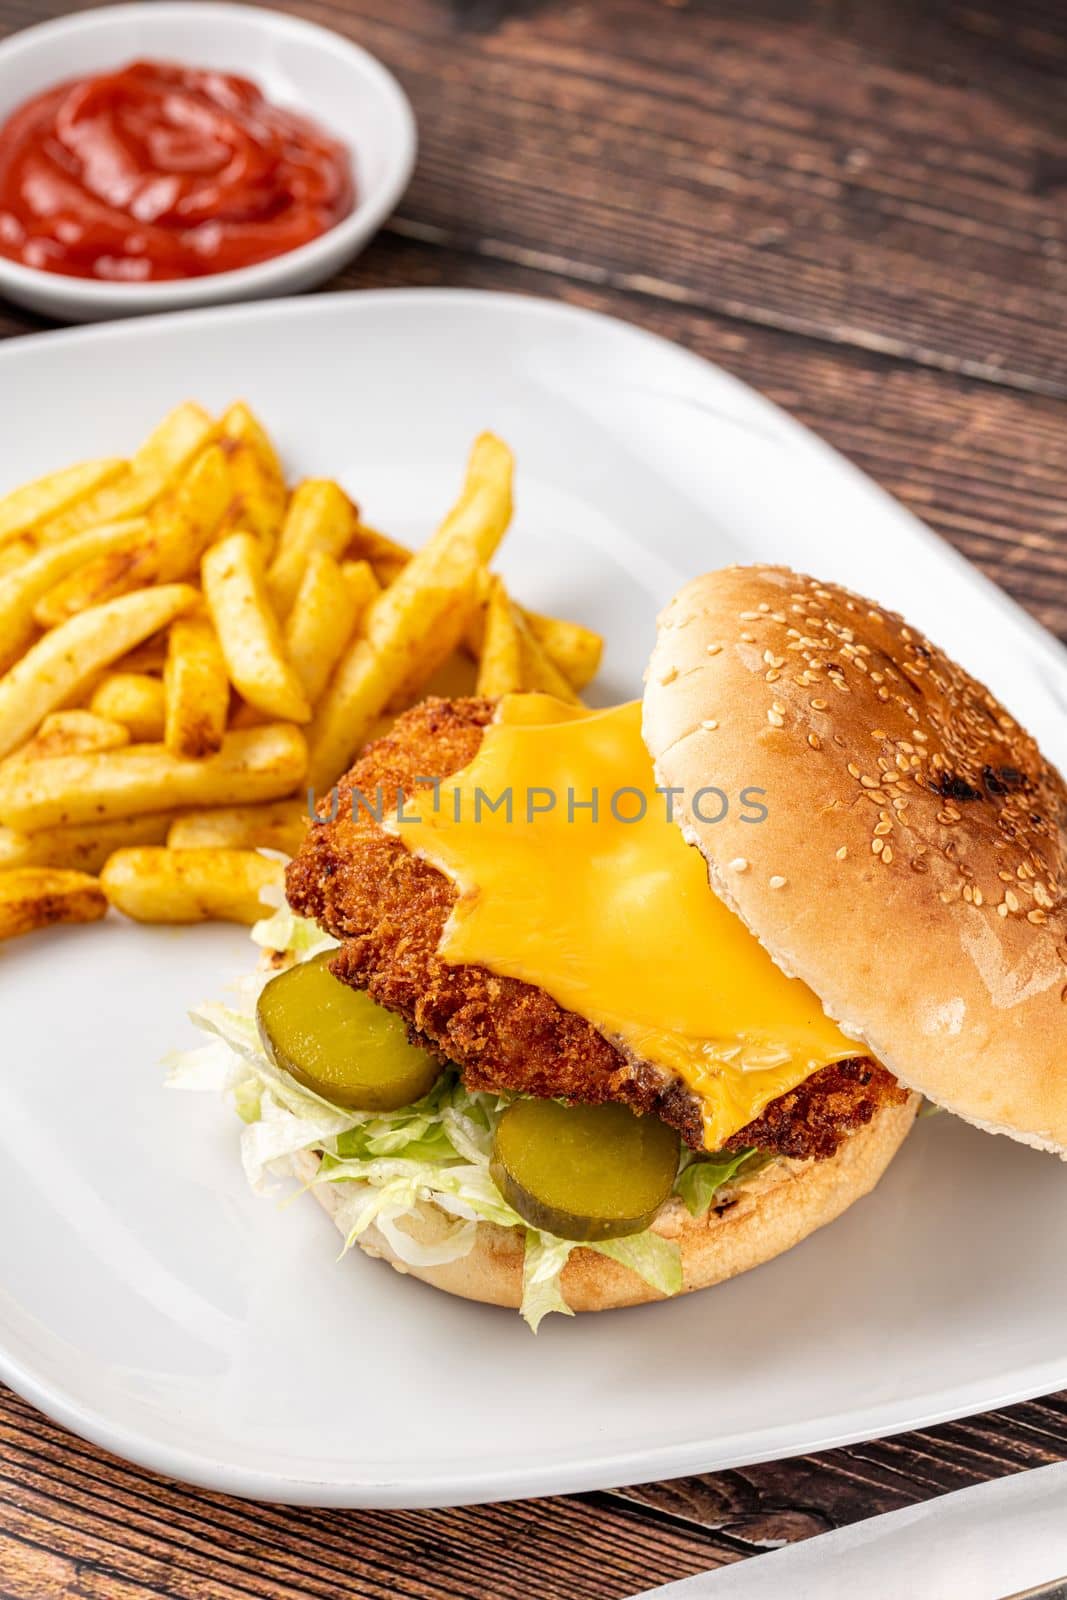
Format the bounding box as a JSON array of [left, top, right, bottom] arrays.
[[291, 1093, 919, 1314]]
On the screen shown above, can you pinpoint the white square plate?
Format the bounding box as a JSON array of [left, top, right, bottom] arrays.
[[1, 290, 1066, 1506]]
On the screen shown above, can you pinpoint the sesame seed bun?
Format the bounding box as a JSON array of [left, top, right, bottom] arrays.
[[291, 1091, 918, 1313], [644, 565, 1067, 1157]]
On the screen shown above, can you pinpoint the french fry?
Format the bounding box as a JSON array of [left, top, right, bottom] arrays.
[[348, 522, 411, 586], [307, 438, 513, 791], [3, 710, 130, 767], [431, 432, 513, 565], [228, 699, 266, 730], [339, 557, 381, 618], [266, 479, 355, 618], [40, 403, 215, 544], [152, 443, 232, 581], [164, 614, 230, 758], [0, 458, 126, 550], [523, 611, 603, 691], [0, 866, 107, 940], [89, 674, 167, 742], [34, 444, 231, 626], [115, 636, 168, 676], [219, 402, 287, 555], [0, 539, 38, 578], [0, 724, 306, 831], [284, 552, 359, 705], [101, 847, 284, 925], [515, 608, 581, 704], [476, 575, 524, 696], [202, 533, 311, 722], [0, 584, 199, 761], [167, 799, 307, 855], [0, 813, 172, 874], [0, 517, 150, 668]]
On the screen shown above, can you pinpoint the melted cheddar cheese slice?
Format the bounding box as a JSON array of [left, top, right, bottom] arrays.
[[394, 695, 857, 1148]]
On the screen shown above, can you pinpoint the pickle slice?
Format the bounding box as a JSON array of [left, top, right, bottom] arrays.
[[257, 951, 440, 1111], [490, 1099, 680, 1241]]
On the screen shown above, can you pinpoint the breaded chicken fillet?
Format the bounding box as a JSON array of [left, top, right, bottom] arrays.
[[287, 697, 906, 1160]]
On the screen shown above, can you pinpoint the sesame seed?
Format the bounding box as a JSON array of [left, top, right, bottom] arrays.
[[767, 709, 784, 727], [657, 666, 678, 685], [874, 820, 892, 836], [1005, 890, 1020, 913], [700, 718, 719, 731], [765, 669, 781, 684], [872, 838, 884, 854], [860, 775, 879, 789], [769, 875, 787, 889], [810, 698, 828, 711], [847, 762, 861, 780], [740, 631, 756, 643], [706, 643, 722, 656], [807, 732, 821, 750], [997, 902, 1009, 919], [835, 845, 848, 860], [973, 887, 983, 906], [729, 857, 749, 873], [1028, 909, 1047, 925], [882, 844, 893, 864]]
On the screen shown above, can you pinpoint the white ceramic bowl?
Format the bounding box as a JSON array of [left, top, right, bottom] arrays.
[[0, 2, 417, 322]]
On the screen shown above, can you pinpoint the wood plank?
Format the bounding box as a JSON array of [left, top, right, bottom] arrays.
[[292, 0, 1067, 395], [615, 1395, 1067, 1545], [0, 1387, 726, 1599]]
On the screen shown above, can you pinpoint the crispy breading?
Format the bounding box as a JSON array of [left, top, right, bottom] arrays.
[[286, 697, 906, 1156]]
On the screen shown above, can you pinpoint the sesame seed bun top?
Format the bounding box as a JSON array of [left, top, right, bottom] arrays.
[[643, 565, 1067, 1157]]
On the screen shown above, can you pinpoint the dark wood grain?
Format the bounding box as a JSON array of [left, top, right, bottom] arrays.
[[0, 0, 1065, 1595]]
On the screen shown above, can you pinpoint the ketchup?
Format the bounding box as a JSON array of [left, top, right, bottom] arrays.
[[0, 60, 355, 281]]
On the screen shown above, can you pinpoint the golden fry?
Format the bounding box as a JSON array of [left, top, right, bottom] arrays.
[[515, 609, 581, 704], [101, 847, 284, 925], [284, 552, 359, 705], [115, 636, 168, 676], [0, 866, 107, 940], [266, 479, 355, 618], [429, 432, 513, 565], [476, 575, 524, 697], [164, 614, 230, 758], [306, 436, 512, 791], [339, 557, 381, 616], [202, 533, 310, 722], [522, 611, 603, 691], [0, 517, 149, 667], [0, 583, 198, 761], [152, 443, 232, 581], [40, 403, 215, 544], [4, 710, 130, 768], [0, 724, 306, 832], [0, 813, 172, 874], [0, 539, 38, 578], [0, 458, 126, 550], [219, 402, 287, 555], [34, 444, 231, 627], [348, 522, 411, 586], [167, 799, 307, 856], [89, 674, 167, 742]]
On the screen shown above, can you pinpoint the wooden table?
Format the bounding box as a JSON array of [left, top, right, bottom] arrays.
[[1, 1, 1065, 1594]]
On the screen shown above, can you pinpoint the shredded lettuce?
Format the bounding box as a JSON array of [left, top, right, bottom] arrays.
[[675, 1147, 759, 1217], [169, 909, 697, 1330]]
